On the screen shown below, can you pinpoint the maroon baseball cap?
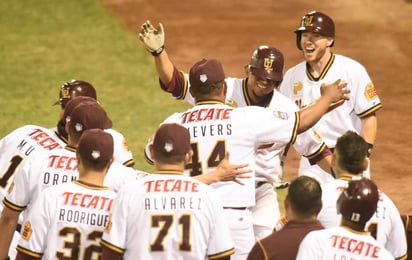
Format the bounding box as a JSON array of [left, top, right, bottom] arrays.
[[68, 102, 112, 133], [153, 123, 191, 156], [63, 96, 98, 123], [77, 129, 114, 162], [53, 80, 97, 107], [189, 59, 225, 89]]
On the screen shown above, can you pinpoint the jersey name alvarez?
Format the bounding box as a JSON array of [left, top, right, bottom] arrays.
[[181, 107, 233, 137], [144, 175, 202, 211]]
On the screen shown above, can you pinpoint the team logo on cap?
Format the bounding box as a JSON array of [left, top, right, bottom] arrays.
[[199, 74, 208, 83], [263, 58, 274, 72], [91, 150, 101, 159], [75, 123, 83, 132], [164, 142, 174, 153], [303, 15, 314, 27]]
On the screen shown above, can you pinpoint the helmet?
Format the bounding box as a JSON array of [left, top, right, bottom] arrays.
[[337, 178, 379, 225], [249, 45, 284, 82], [295, 11, 335, 50], [53, 80, 97, 107]]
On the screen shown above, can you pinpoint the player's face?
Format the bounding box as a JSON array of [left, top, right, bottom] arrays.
[[249, 72, 277, 97], [300, 32, 333, 62]]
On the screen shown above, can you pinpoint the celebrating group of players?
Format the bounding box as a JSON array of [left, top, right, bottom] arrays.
[[0, 10, 408, 260]]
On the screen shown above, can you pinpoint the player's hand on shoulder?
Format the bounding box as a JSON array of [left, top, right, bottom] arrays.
[[320, 79, 350, 104], [138, 20, 165, 56]]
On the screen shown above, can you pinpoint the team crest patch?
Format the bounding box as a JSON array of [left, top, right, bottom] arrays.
[[273, 111, 289, 120], [364, 83, 378, 100], [293, 82, 303, 95], [21, 221, 32, 240]]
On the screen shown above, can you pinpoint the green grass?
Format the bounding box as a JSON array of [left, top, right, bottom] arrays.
[[0, 0, 189, 173], [0, 0, 286, 213]]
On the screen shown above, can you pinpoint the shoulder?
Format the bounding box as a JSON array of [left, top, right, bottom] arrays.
[[334, 54, 367, 70]]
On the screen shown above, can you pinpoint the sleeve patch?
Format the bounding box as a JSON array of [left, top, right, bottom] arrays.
[[273, 111, 289, 120], [21, 221, 32, 240], [364, 83, 378, 101]]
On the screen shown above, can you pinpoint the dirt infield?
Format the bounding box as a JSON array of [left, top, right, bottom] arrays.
[[100, 0, 412, 214]]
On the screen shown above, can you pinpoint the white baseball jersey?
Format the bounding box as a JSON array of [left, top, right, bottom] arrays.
[[296, 226, 394, 260], [156, 102, 298, 208], [161, 74, 328, 183], [101, 172, 235, 259], [3, 145, 141, 218], [317, 177, 408, 259], [16, 180, 116, 259], [0, 125, 62, 200], [280, 54, 382, 181], [49, 126, 135, 167]]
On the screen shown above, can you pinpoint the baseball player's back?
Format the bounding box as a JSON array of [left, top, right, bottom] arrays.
[[162, 102, 298, 208], [102, 169, 234, 259], [17, 181, 116, 259], [296, 226, 394, 260], [317, 178, 408, 259], [0, 125, 63, 199]]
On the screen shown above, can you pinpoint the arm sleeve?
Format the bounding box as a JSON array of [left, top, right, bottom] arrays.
[[159, 66, 188, 99]]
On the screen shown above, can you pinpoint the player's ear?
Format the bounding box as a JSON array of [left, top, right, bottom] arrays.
[[185, 149, 193, 164], [244, 65, 250, 77], [149, 144, 156, 161], [326, 37, 334, 47], [362, 158, 369, 172]]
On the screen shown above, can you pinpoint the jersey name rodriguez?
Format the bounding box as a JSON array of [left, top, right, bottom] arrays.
[[58, 191, 113, 228]]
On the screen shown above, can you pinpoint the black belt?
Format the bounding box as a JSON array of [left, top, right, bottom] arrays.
[[255, 181, 269, 189], [223, 207, 247, 210]]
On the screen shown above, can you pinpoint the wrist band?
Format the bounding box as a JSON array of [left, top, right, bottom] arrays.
[[151, 46, 164, 56]]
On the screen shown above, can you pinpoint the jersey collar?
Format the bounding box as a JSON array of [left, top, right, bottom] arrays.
[[153, 170, 185, 175], [306, 53, 335, 81]]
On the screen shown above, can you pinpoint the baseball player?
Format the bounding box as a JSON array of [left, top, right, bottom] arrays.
[[51, 79, 136, 167], [101, 123, 235, 260], [139, 20, 338, 239], [15, 129, 117, 259], [0, 124, 62, 260], [143, 58, 348, 259], [280, 11, 383, 183], [296, 178, 394, 260], [0, 100, 141, 258], [247, 175, 324, 260], [316, 131, 407, 259]]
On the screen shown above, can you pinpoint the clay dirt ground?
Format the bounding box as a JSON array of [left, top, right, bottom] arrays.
[[100, 0, 412, 214]]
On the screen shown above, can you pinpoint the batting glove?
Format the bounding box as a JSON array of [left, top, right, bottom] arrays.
[[139, 20, 165, 56]]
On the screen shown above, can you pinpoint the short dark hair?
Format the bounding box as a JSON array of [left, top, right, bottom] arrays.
[[191, 80, 225, 97], [80, 158, 112, 172], [334, 131, 368, 174], [288, 175, 322, 217]]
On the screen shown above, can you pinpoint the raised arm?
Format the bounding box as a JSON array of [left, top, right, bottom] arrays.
[[139, 20, 186, 97]]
